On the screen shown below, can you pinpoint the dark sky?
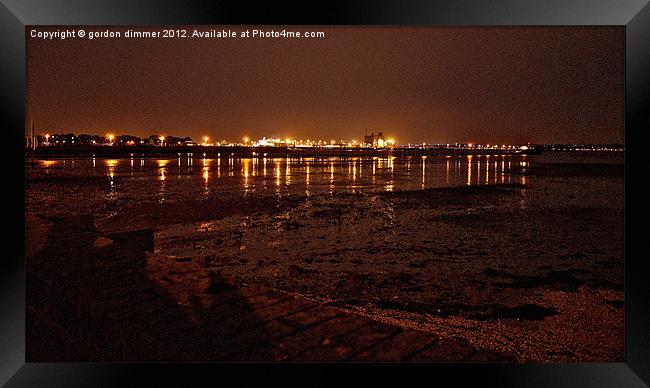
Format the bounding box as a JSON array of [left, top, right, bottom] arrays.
[[27, 26, 624, 144]]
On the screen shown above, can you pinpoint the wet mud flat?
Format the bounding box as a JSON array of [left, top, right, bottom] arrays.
[[25, 158, 624, 362], [146, 163, 623, 362]]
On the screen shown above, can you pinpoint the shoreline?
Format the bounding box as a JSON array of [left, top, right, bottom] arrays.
[[25, 145, 541, 159]]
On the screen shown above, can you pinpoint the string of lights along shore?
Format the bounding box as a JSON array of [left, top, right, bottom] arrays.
[[26, 129, 623, 153]]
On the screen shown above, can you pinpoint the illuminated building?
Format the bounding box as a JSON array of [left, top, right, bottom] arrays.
[[363, 131, 385, 148]]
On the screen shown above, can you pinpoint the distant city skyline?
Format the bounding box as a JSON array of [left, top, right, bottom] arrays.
[[27, 26, 624, 144], [29, 130, 625, 148]]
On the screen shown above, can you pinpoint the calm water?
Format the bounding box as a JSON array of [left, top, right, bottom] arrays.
[[29, 154, 532, 196], [26, 152, 623, 212]]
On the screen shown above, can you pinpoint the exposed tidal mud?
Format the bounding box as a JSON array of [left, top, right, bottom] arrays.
[[26, 154, 624, 362], [153, 181, 621, 361]]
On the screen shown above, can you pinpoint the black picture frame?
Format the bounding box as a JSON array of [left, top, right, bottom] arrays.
[[2, 0, 647, 386]]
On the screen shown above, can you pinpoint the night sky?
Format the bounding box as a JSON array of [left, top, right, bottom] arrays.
[[26, 26, 624, 144]]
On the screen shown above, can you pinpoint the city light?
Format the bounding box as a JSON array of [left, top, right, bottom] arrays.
[[27, 131, 622, 153]]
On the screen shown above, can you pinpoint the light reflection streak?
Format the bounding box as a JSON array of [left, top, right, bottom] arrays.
[[243, 158, 251, 192], [285, 157, 291, 186], [372, 158, 376, 185], [421, 158, 426, 189], [202, 166, 209, 196], [159, 168, 166, 202], [329, 161, 335, 193], [446, 159, 450, 185]]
